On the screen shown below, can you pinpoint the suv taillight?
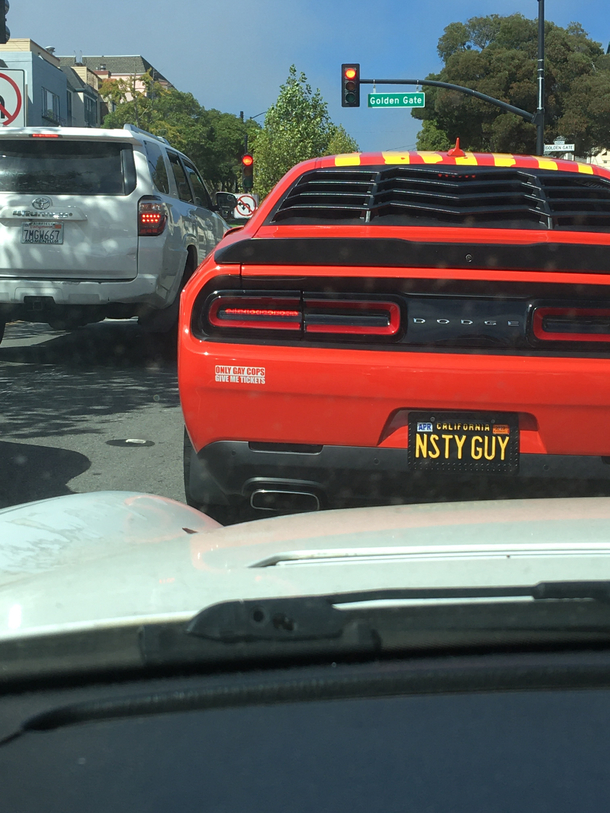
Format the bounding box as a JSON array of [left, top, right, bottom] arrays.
[[138, 196, 168, 236]]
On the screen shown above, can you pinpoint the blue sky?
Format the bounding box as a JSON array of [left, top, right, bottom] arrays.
[[10, 0, 609, 152]]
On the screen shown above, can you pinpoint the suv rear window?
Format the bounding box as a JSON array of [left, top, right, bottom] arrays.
[[0, 140, 137, 195]]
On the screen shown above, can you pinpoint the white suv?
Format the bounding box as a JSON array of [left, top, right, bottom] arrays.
[[0, 124, 235, 341]]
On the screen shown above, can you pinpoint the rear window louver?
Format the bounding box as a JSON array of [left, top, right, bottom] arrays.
[[539, 175, 610, 230], [270, 166, 610, 231], [274, 170, 377, 222]]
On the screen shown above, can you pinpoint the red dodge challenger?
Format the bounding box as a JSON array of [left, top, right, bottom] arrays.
[[179, 149, 610, 521]]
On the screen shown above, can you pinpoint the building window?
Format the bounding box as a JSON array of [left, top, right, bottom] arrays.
[[66, 91, 73, 125], [84, 95, 97, 126], [42, 88, 60, 123]]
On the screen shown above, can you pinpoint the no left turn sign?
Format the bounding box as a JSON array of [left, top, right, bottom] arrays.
[[234, 194, 258, 219], [0, 70, 25, 127]]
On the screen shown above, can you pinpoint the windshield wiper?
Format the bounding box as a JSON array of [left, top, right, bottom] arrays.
[[138, 580, 610, 669], [185, 581, 610, 644]]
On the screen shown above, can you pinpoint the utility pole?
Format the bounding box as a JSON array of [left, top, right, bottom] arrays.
[[536, 0, 545, 156]]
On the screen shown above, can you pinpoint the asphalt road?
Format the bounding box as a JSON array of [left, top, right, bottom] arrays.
[[0, 319, 185, 510]]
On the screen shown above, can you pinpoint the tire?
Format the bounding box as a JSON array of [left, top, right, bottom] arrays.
[[183, 427, 202, 509], [183, 428, 249, 525], [0, 320, 5, 345]]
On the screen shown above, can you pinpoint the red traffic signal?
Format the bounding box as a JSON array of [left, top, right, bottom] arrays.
[[341, 63, 360, 107], [241, 153, 254, 190]]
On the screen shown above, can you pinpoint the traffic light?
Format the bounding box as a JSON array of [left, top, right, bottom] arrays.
[[241, 153, 254, 190], [341, 63, 360, 107], [0, 0, 9, 45]]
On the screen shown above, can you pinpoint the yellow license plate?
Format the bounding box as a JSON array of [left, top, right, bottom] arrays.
[[408, 411, 519, 474]]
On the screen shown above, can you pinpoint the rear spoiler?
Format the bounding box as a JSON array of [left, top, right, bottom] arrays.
[[215, 237, 610, 274]]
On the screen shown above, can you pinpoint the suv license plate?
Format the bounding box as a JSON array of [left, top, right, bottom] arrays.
[[21, 222, 64, 245], [408, 411, 519, 474]]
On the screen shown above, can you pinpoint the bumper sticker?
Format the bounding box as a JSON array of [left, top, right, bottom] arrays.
[[215, 365, 266, 385]]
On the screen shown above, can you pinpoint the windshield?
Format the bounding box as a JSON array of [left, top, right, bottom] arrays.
[[1, 0, 610, 664]]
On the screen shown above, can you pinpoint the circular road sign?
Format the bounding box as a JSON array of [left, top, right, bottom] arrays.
[[235, 194, 257, 218], [0, 72, 22, 126]]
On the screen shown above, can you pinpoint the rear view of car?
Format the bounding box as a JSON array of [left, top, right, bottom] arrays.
[[0, 126, 227, 341], [179, 149, 610, 522]]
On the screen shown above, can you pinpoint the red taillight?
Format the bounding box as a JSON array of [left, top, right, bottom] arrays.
[[532, 307, 610, 342], [138, 197, 167, 236], [224, 308, 300, 318], [208, 296, 302, 331], [31, 133, 60, 138], [304, 299, 401, 336], [203, 293, 401, 339]]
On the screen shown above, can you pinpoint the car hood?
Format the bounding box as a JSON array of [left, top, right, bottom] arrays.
[[2, 491, 610, 640]]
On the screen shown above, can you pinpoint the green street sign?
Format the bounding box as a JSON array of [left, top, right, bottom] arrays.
[[368, 92, 425, 108]]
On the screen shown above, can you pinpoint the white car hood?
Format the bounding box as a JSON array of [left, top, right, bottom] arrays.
[[2, 491, 610, 640]]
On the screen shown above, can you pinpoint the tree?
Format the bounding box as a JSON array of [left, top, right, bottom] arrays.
[[253, 66, 359, 198], [325, 124, 359, 156], [101, 73, 259, 189], [100, 71, 167, 132], [412, 14, 610, 156]]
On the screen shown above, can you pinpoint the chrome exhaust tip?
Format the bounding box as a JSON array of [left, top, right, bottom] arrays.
[[250, 489, 320, 513]]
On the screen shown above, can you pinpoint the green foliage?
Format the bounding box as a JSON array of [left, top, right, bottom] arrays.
[[253, 66, 359, 198], [416, 120, 452, 152], [325, 124, 359, 156], [101, 72, 259, 188], [414, 14, 610, 155]]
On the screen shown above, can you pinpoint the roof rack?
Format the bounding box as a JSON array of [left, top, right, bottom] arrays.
[[123, 123, 170, 146]]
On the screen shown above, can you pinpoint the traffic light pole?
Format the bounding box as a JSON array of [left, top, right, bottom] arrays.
[[536, 0, 545, 156], [359, 78, 536, 125]]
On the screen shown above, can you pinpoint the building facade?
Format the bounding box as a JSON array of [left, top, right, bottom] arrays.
[[57, 55, 173, 105], [0, 39, 76, 126], [589, 149, 610, 169], [60, 63, 104, 127], [0, 41, 172, 129]]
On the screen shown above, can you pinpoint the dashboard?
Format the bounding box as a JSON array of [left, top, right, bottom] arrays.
[[1, 649, 610, 811]]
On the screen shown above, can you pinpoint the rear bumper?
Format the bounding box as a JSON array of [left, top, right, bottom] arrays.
[[179, 339, 610, 458], [0, 273, 171, 313], [187, 440, 610, 509]]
